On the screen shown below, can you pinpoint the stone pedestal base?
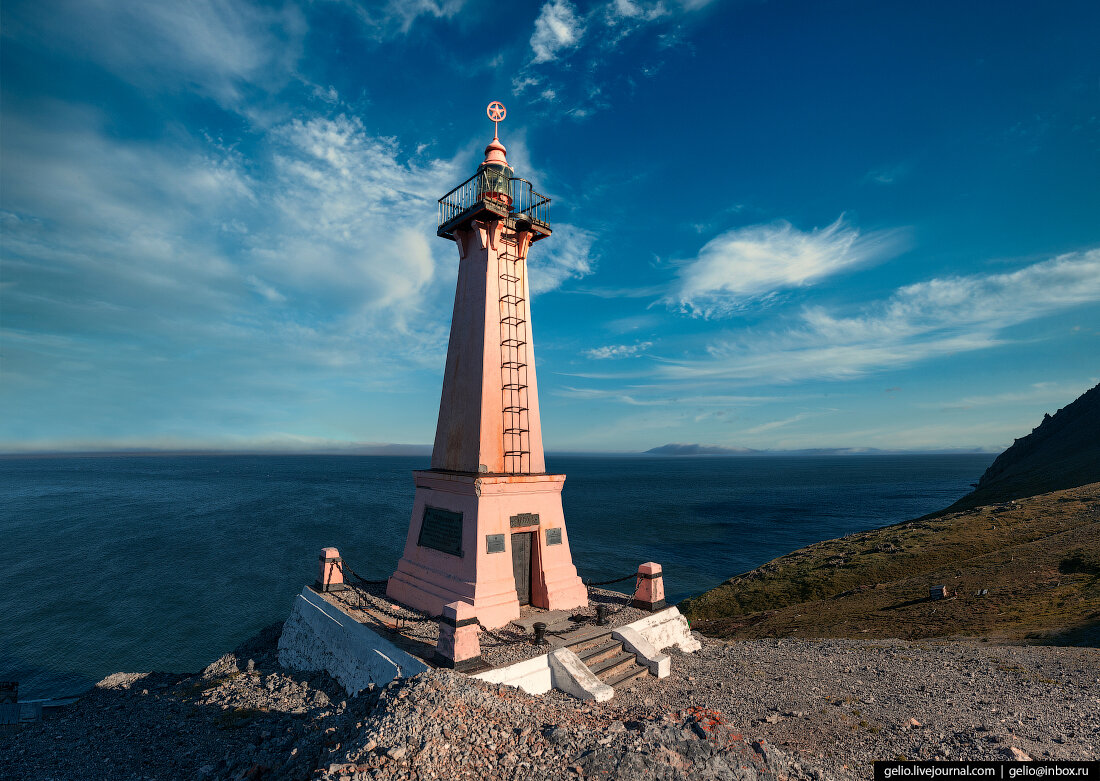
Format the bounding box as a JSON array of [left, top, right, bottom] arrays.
[[631, 562, 667, 611], [434, 601, 483, 672], [388, 470, 587, 629]]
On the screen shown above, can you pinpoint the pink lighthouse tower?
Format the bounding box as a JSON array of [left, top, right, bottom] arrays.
[[386, 102, 588, 628]]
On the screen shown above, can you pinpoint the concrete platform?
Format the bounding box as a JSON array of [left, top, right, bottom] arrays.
[[277, 583, 699, 701]]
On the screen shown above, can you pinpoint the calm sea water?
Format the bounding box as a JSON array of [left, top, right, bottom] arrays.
[[0, 453, 992, 700]]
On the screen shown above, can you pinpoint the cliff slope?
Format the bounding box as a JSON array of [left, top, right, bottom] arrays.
[[944, 381, 1100, 511]]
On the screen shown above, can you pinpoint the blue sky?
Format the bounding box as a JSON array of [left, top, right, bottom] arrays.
[[2, 0, 1098, 454]]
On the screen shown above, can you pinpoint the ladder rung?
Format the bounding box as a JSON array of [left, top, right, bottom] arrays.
[[501, 361, 527, 369], [504, 428, 529, 435], [501, 316, 526, 326], [504, 450, 530, 456], [502, 383, 528, 391], [501, 338, 527, 348], [499, 273, 520, 283], [503, 405, 528, 413], [499, 294, 525, 305]]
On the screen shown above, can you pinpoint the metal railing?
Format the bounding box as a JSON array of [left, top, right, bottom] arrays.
[[438, 172, 550, 232], [509, 177, 550, 229]]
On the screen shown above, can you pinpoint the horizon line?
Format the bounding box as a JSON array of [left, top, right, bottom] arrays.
[[0, 445, 1001, 458]]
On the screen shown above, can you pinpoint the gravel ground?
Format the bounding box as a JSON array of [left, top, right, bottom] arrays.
[[612, 636, 1100, 778], [3, 625, 1096, 780]]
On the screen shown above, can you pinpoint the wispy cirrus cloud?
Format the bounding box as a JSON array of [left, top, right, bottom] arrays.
[[863, 162, 912, 185], [518, 0, 706, 110], [0, 97, 464, 446], [668, 217, 907, 317], [334, 0, 468, 36], [528, 223, 597, 294], [584, 341, 653, 359], [556, 386, 777, 407], [660, 249, 1100, 382], [741, 411, 822, 435], [924, 380, 1100, 412], [530, 0, 586, 63], [2, 0, 306, 112]]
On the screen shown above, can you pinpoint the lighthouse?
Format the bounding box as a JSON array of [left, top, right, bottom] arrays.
[[386, 103, 588, 628]]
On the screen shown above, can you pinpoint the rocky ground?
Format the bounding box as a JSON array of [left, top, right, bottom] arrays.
[[616, 638, 1100, 775], [4, 624, 1097, 781]]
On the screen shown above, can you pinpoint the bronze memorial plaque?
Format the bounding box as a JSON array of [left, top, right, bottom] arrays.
[[545, 527, 562, 546], [485, 534, 506, 553], [418, 507, 463, 557], [510, 512, 540, 528]]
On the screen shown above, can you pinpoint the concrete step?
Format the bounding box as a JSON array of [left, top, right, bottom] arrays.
[[590, 651, 637, 680], [575, 638, 623, 666], [512, 610, 571, 635], [605, 663, 651, 689], [558, 626, 612, 653]]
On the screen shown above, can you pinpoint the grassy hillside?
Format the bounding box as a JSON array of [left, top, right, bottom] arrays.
[[680, 483, 1100, 644]]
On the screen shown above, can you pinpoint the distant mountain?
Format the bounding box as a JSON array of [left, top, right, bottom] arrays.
[[645, 443, 760, 456], [642, 443, 985, 457], [946, 382, 1100, 510]]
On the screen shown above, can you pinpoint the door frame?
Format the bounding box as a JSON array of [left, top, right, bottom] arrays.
[[510, 531, 534, 606]]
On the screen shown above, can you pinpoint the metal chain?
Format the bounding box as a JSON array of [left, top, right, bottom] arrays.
[[339, 561, 389, 586], [584, 572, 637, 587], [337, 582, 436, 625], [475, 620, 531, 646], [333, 559, 648, 637]]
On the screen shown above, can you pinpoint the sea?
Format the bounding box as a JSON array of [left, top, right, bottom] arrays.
[[0, 452, 993, 701]]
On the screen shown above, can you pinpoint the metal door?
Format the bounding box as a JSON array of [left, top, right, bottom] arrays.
[[511, 532, 533, 605]]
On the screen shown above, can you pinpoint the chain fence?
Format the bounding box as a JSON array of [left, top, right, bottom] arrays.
[[332, 559, 647, 642]]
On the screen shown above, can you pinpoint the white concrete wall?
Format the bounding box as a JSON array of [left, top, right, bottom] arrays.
[[624, 606, 701, 653], [473, 653, 552, 695], [278, 587, 428, 695], [548, 648, 614, 702]]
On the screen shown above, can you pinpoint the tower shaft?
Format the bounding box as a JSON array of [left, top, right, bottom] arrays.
[[431, 220, 545, 475]]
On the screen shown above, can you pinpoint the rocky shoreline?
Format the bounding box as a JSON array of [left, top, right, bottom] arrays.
[[4, 622, 1096, 781]]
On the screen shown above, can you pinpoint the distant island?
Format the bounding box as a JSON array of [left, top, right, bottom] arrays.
[[644, 443, 761, 456], [644, 443, 989, 457]]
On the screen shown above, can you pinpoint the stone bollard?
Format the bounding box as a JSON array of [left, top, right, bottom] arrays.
[[0, 682, 17, 727], [632, 562, 667, 611], [315, 547, 346, 593], [435, 601, 482, 672]]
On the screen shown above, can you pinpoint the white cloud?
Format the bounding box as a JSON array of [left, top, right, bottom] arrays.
[[0, 100, 465, 441], [375, 0, 467, 33], [864, 162, 912, 185], [4, 0, 306, 111], [608, 0, 669, 21], [257, 114, 458, 313], [603, 0, 669, 39], [530, 0, 586, 63], [925, 380, 1100, 411], [669, 217, 905, 317], [741, 411, 817, 435], [803, 250, 1100, 343], [584, 341, 653, 359], [660, 249, 1100, 383], [527, 223, 597, 294]]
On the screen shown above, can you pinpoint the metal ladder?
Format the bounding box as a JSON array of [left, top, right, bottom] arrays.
[[498, 233, 530, 474]]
